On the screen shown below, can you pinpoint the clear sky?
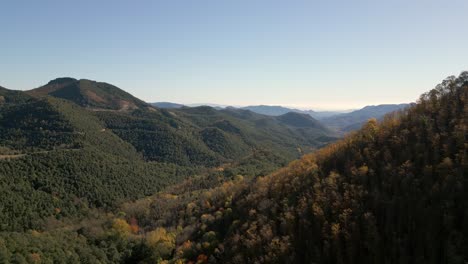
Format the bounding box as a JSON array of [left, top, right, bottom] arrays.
[[1, 0, 467, 110]]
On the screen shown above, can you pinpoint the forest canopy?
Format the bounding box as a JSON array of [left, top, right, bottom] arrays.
[[0, 73, 466, 263]]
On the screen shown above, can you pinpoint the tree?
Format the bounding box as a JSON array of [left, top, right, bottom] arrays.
[[146, 228, 176, 259]]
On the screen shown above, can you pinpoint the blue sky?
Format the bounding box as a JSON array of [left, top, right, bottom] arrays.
[[1, 0, 467, 110]]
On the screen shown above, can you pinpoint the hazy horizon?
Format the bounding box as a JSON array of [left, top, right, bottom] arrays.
[[2, 75, 413, 111], [2, 0, 467, 110], [157, 101, 407, 112]]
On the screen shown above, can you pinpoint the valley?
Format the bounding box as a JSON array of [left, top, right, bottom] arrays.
[[0, 73, 466, 263]]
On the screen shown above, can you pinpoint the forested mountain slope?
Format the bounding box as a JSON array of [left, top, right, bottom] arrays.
[[100, 72, 467, 263], [94, 104, 336, 166], [169, 107, 335, 160], [27, 78, 337, 166], [0, 78, 336, 233], [188, 72, 466, 263], [28, 78, 150, 110], [1, 73, 464, 263], [0, 88, 197, 231]]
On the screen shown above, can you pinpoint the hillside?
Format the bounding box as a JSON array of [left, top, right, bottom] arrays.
[[89, 102, 337, 167], [67, 72, 466, 263], [0, 79, 339, 262], [0, 87, 200, 231], [1, 73, 464, 263], [155, 72, 464, 263], [0, 79, 337, 233], [173, 107, 336, 158], [26, 78, 337, 167], [276, 112, 326, 128], [28, 78, 151, 110]]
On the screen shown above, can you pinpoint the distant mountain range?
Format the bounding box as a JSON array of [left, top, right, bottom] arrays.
[[152, 103, 344, 119], [240, 105, 343, 119], [152, 102, 411, 133], [151, 102, 185, 109], [321, 103, 412, 132], [151, 102, 227, 109]]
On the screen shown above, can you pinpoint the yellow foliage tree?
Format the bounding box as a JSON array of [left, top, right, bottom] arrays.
[[112, 218, 132, 237], [146, 227, 176, 259]]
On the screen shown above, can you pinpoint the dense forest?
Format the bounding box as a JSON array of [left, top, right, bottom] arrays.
[[0, 77, 339, 233], [0, 77, 340, 262], [0, 73, 466, 263], [91, 72, 465, 263]]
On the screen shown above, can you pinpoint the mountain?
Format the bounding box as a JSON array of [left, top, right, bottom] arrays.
[[25, 78, 337, 167], [0, 85, 201, 231], [242, 104, 412, 132], [322, 103, 411, 132], [92, 103, 336, 167], [0, 78, 337, 233], [0, 77, 339, 262], [193, 74, 466, 263], [2, 73, 464, 263], [188, 103, 228, 109], [28, 77, 151, 110], [151, 102, 185, 109], [242, 105, 300, 116], [241, 105, 342, 119], [63, 72, 465, 263], [276, 112, 326, 128], [155, 106, 336, 162]]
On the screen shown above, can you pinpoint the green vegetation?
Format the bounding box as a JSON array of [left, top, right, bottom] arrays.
[[0, 94, 76, 152], [0, 91, 201, 232], [0, 77, 336, 262], [1, 73, 465, 263], [28, 78, 150, 110], [124, 72, 463, 263], [94, 102, 335, 167]]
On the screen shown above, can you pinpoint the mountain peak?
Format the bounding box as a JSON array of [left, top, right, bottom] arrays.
[[28, 78, 150, 111], [46, 77, 77, 85]]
